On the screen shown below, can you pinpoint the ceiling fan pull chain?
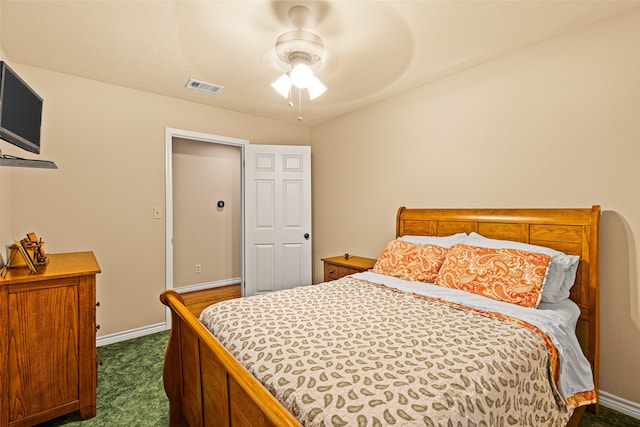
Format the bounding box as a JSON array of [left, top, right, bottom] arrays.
[[298, 88, 303, 121]]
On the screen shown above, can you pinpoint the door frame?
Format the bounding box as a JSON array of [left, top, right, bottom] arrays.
[[164, 127, 248, 326]]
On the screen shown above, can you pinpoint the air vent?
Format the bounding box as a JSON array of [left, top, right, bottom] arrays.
[[186, 79, 224, 94]]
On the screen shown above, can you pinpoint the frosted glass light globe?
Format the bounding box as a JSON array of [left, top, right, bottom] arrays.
[[290, 63, 313, 89]]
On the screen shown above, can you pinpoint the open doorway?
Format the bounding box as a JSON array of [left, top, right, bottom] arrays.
[[164, 128, 248, 324]]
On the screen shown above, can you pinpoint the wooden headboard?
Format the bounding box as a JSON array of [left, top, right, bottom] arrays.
[[395, 206, 601, 396]]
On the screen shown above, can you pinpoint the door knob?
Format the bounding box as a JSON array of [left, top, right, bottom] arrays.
[[304, 233, 310, 240]]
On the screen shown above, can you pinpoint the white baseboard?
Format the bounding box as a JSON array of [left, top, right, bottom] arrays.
[[96, 322, 167, 347], [98, 279, 240, 347], [600, 390, 640, 420], [173, 277, 242, 294]]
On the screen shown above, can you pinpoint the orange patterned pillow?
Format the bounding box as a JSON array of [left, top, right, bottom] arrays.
[[373, 240, 448, 283], [434, 244, 551, 308]]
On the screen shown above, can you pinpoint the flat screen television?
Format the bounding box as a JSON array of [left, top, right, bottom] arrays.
[[0, 61, 43, 154]]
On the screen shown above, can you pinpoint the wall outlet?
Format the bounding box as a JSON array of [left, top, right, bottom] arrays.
[[195, 264, 201, 273]]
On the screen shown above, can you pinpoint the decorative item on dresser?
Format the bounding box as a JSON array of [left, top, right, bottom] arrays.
[[321, 254, 377, 281], [0, 252, 101, 427]]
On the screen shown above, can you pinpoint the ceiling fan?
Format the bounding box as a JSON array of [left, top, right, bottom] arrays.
[[271, 5, 327, 120]]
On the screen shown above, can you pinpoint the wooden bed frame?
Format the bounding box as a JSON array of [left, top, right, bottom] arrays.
[[160, 206, 600, 427]]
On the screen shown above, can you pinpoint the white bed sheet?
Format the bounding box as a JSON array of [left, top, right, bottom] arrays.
[[353, 271, 594, 402]]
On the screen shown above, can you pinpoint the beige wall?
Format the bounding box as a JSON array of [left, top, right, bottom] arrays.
[[0, 37, 14, 254], [172, 138, 241, 288], [310, 9, 640, 404], [4, 65, 309, 336], [0, 55, 11, 257], [0, 156, 11, 259]]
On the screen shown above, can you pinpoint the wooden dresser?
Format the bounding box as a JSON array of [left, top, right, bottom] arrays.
[[321, 255, 377, 281], [0, 252, 101, 427]]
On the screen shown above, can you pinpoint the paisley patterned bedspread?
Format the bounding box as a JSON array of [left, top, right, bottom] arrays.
[[200, 277, 574, 426]]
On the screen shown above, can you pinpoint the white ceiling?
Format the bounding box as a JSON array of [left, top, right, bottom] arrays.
[[2, 0, 639, 127]]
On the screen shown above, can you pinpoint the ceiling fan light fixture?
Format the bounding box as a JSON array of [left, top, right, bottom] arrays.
[[271, 74, 292, 98], [290, 62, 313, 89], [307, 76, 327, 100], [271, 5, 328, 118]]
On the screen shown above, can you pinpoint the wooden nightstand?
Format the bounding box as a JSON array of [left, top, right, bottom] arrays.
[[321, 255, 377, 281]]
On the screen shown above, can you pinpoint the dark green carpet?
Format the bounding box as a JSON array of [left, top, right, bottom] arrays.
[[39, 330, 638, 426], [581, 406, 640, 427], [38, 331, 170, 426]]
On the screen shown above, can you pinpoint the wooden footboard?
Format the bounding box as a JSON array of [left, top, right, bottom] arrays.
[[160, 290, 301, 427]]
